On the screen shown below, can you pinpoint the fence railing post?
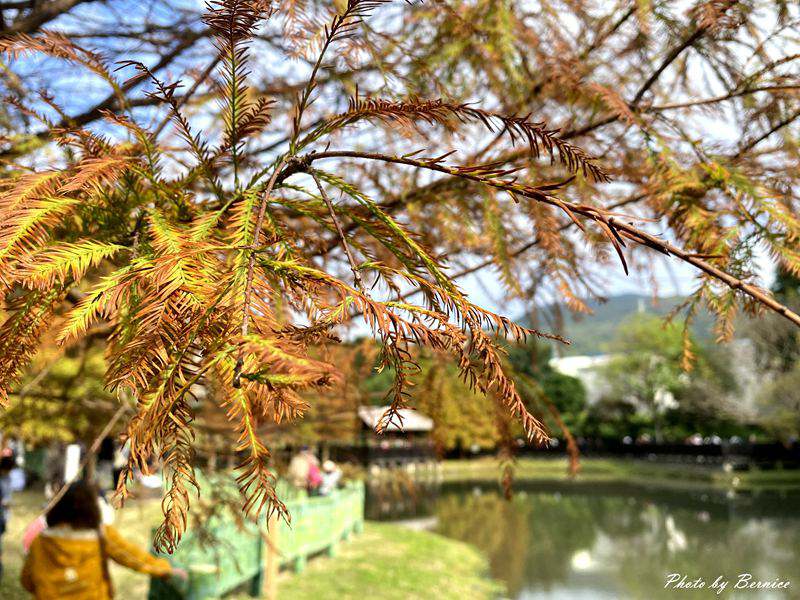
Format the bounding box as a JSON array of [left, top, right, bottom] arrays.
[[262, 513, 279, 600]]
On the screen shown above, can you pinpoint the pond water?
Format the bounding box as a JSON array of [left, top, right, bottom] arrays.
[[367, 479, 800, 599]]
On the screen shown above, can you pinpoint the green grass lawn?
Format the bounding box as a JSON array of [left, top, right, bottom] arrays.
[[1, 491, 502, 600], [266, 523, 502, 600], [441, 456, 800, 490]]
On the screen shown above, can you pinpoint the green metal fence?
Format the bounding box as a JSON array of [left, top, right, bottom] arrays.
[[148, 480, 365, 600]]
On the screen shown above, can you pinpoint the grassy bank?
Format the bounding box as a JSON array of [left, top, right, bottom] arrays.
[[268, 523, 502, 600], [441, 456, 800, 490], [1, 491, 500, 600]]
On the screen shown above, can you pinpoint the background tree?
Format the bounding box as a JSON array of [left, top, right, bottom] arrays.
[[357, 339, 586, 454], [411, 354, 502, 453], [0, 338, 116, 445], [507, 339, 588, 436], [597, 313, 740, 441], [266, 339, 376, 448], [601, 314, 687, 443], [756, 368, 800, 442], [1, 0, 799, 550], [747, 268, 800, 440]]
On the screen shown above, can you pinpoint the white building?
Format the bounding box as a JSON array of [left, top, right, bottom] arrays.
[[549, 354, 613, 405]]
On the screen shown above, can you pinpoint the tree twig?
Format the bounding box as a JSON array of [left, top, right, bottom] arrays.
[[311, 170, 363, 290], [647, 85, 800, 111], [153, 54, 222, 138], [234, 157, 287, 387], [609, 217, 800, 327]]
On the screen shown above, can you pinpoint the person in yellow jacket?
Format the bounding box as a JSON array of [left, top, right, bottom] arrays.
[[21, 480, 186, 599]]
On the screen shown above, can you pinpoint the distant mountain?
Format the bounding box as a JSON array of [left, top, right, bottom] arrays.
[[536, 293, 715, 356]]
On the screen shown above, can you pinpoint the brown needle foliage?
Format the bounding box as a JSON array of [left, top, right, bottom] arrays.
[[1, 0, 800, 551]]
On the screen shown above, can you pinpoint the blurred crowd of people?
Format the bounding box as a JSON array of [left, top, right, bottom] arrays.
[[287, 446, 342, 496]]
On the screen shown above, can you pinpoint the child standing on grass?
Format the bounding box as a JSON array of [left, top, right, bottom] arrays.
[[21, 479, 186, 599]]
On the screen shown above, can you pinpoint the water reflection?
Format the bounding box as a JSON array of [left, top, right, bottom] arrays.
[[369, 481, 800, 599]]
